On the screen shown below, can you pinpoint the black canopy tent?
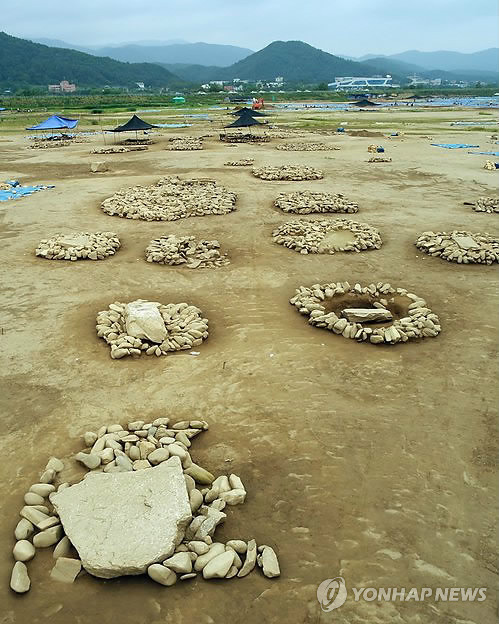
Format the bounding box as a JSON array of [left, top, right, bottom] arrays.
[[352, 98, 379, 107], [108, 114, 158, 142], [225, 114, 263, 129], [231, 107, 267, 117], [220, 111, 267, 142]]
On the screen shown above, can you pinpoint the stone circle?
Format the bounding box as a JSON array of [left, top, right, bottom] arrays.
[[290, 281, 441, 344], [252, 164, 323, 181], [415, 230, 499, 264], [35, 232, 121, 261], [101, 175, 237, 222], [276, 143, 338, 151], [224, 159, 254, 166], [96, 299, 209, 359], [275, 190, 359, 214], [469, 197, 499, 214], [145, 235, 230, 268], [272, 219, 382, 254], [169, 137, 203, 150], [9, 417, 279, 593]]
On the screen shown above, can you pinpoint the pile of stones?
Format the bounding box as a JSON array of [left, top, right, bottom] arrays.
[[101, 175, 237, 222], [367, 144, 383, 153], [252, 165, 324, 181], [272, 219, 382, 254], [224, 159, 254, 166], [266, 129, 303, 139], [28, 142, 69, 149], [290, 281, 441, 344], [276, 143, 338, 151], [145, 235, 230, 268], [10, 418, 279, 593], [122, 138, 153, 146], [469, 197, 499, 214], [275, 190, 358, 214], [169, 137, 203, 150], [96, 299, 209, 359], [91, 146, 148, 154], [415, 231, 499, 264], [35, 232, 121, 261], [368, 156, 392, 163], [484, 161, 497, 171]]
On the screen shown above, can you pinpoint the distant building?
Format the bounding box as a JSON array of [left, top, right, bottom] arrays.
[[408, 75, 442, 87], [136, 82, 145, 90], [48, 80, 76, 93], [328, 76, 395, 90]]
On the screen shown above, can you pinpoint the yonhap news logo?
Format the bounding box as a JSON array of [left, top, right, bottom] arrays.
[[317, 577, 348, 612], [317, 577, 487, 612]]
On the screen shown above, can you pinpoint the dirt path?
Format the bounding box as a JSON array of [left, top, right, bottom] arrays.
[[1, 113, 498, 623]]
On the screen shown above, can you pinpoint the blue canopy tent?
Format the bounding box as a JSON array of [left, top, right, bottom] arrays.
[[27, 115, 79, 131], [26, 115, 79, 140]]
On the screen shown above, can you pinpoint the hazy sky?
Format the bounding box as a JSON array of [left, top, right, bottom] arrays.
[[3, 0, 498, 54]]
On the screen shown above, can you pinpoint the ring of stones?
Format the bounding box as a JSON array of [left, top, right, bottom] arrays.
[[415, 230, 499, 265], [290, 281, 441, 345], [272, 219, 382, 254], [35, 232, 120, 261], [275, 190, 358, 214], [252, 165, 323, 181]]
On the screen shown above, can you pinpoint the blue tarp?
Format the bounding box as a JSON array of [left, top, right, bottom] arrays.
[[26, 115, 79, 131], [431, 143, 479, 149], [468, 151, 499, 156], [0, 180, 54, 202]]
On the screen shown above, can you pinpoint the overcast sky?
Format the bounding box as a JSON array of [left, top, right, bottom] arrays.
[[3, 0, 498, 55]]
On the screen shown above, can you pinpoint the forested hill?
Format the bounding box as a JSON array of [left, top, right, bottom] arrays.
[[0, 32, 182, 88]]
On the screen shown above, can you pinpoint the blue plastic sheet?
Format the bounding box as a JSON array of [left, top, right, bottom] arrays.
[[0, 180, 54, 202], [468, 151, 499, 156], [431, 143, 480, 149]]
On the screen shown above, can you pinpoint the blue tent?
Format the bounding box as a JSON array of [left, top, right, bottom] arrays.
[[26, 115, 79, 130]]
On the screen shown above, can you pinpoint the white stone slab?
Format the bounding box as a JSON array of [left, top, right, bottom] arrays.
[[125, 300, 167, 343], [342, 308, 393, 323], [52, 457, 191, 579], [450, 234, 480, 249]]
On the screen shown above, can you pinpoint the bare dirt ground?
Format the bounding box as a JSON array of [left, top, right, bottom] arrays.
[[1, 108, 498, 624]]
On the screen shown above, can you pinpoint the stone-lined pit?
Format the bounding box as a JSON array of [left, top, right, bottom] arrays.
[[169, 137, 203, 150], [272, 219, 382, 254], [275, 190, 358, 214], [252, 164, 323, 181], [96, 299, 209, 359], [101, 176, 237, 222], [290, 281, 441, 344], [35, 232, 121, 261], [10, 418, 280, 593], [145, 235, 229, 268], [276, 143, 338, 151], [415, 230, 499, 264], [224, 159, 254, 166]]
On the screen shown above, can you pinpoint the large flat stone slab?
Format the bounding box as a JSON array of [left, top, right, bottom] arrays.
[[450, 234, 480, 250], [125, 300, 167, 343], [51, 457, 191, 578], [342, 308, 393, 323]]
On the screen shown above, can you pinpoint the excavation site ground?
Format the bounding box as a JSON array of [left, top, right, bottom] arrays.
[[0, 103, 498, 624]]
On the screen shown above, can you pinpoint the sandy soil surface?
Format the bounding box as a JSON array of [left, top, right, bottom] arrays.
[[1, 108, 498, 624]]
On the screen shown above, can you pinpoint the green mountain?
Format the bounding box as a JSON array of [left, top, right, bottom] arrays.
[[91, 42, 254, 67], [216, 41, 381, 82], [0, 32, 183, 88]]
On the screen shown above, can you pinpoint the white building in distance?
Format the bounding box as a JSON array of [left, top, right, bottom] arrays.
[[328, 75, 396, 90]]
